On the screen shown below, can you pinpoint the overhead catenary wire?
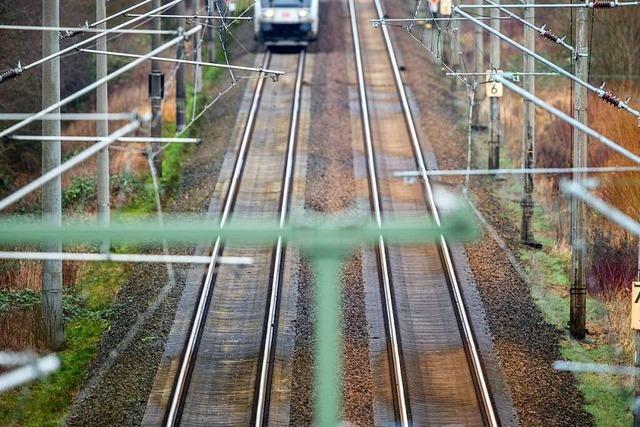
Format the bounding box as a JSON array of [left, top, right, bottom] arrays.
[[459, 1, 640, 8], [454, 7, 640, 120], [1, 0, 184, 78], [0, 24, 178, 36], [59, 0, 153, 39], [0, 25, 202, 139], [482, 0, 575, 52], [80, 48, 284, 77]]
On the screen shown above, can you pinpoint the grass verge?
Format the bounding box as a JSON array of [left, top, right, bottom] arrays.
[[0, 39, 227, 426]]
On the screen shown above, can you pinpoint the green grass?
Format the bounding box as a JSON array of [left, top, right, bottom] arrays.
[[0, 316, 107, 427], [0, 261, 126, 427], [560, 341, 633, 426], [0, 38, 230, 426], [486, 137, 634, 426]]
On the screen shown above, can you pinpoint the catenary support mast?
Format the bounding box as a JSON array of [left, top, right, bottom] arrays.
[[150, 0, 164, 176], [488, 0, 501, 169], [570, 5, 589, 339], [97, 0, 110, 253], [41, 0, 64, 351], [473, 0, 485, 129], [520, 0, 536, 245], [176, 1, 186, 132]]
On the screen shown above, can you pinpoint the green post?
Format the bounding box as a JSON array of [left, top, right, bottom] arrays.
[[311, 253, 344, 427]]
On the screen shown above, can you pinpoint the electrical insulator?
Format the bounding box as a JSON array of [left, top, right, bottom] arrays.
[[591, 1, 615, 7], [600, 91, 622, 107], [539, 28, 561, 44], [0, 67, 22, 84]]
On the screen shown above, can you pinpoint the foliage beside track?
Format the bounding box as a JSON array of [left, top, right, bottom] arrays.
[[0, 35, 228, 426]]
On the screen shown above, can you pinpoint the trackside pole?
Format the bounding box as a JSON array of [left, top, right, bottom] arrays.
[[97, 0, 111, 253], [569, 6, 589, 339], [150, 0, 164, 177], [176, 0, 186, 132], [472, 0, 485, 129], [488, 0, 501, 170], [520, 0, 537, 246], [41, 0, 64, 350]]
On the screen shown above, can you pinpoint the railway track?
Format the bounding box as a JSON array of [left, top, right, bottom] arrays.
[[348, 0, 499, 424], [164, 48, 306, 426]]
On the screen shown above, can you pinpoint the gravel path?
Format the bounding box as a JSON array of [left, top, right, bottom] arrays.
[[289, 0, 375, 423]]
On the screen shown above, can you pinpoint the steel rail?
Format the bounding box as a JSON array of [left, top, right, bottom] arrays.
[[373, 0, 499, 424], [348, 0, 410, 424], [164, 50, 272, 426], [253, 50, 306, 427]]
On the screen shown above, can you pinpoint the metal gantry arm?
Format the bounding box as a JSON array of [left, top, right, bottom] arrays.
[[0, 25, 202, 139], [455, 7, 640, 121], [459, 1, 640, 8], [124, 13, 252, 19], [7, 135, 201, 144], [0, 24, 178, 36]]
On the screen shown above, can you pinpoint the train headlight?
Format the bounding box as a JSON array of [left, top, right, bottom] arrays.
[[298, 8, 309, 18], [262, 8, 275, 18]]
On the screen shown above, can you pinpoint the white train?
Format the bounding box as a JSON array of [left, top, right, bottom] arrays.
[[254, 0, 319, 46]]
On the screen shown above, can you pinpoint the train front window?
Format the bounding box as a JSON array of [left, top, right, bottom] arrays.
[[262, 0, 311, 7]]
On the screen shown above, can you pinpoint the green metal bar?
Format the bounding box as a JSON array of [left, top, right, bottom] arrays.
[[0, 213, 478, 247], [0, 211, 480, 423]]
